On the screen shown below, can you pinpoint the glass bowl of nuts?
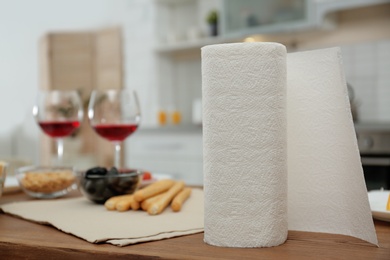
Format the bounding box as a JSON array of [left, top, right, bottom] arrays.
[[77, 167, 142, 204], [15, 166, 77, 199]]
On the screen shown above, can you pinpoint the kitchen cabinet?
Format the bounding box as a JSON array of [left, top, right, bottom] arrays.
[[39, 27, 124, 168], [155, 0, 313, 54], [154, 0, 389, 54], [221, 0, 315, 38], [153, 0, 319, 127], [153, 0, 390, 126]]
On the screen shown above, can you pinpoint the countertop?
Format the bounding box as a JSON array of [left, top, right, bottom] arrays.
[[1, 190, 390, 259]]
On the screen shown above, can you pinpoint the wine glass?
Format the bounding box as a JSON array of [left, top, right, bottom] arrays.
[[88, 89, 141, 168], [33, 90, 84, 165]]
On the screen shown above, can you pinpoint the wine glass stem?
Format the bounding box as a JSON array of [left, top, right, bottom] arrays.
[[56, 138, 64, 165], [114, 142, 121, 169]]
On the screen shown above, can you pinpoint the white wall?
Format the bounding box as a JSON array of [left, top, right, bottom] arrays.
[[0, 0, 156, 165]]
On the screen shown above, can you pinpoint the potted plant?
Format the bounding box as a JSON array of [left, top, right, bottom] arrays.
[[206, 10, 218, 36]]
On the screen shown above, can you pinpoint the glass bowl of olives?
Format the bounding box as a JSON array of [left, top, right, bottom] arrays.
[[77, 167, 142, 204]]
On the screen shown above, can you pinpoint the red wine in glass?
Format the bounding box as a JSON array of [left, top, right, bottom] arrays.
[[33, 90, 83, 165], [39, 121, 81, 138], [92, 124, 138, 142], [88, 89, 141, 168]]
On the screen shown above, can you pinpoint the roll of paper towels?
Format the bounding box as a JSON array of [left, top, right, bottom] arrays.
[[201, 43, 378, 248], [202, 42, 288, 248]]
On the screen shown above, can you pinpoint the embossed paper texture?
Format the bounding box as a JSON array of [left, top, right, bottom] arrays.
[[201, 43, 378, 248], [202, 43, 288, 248]]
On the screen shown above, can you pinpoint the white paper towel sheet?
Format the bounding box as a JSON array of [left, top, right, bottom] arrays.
[[286, 48, 377, 245], [201, 43, 378, 248], [202, 42, 288, 248]]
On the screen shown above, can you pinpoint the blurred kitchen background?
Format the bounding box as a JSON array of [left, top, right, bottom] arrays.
[[0, 0, 389, 187]]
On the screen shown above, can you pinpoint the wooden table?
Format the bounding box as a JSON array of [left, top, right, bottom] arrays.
[[1, 190, 389, 260]]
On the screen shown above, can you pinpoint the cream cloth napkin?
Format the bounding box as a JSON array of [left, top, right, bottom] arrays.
[[0, 188, 204, 246]]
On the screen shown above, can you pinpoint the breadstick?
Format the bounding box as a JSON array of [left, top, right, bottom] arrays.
[[148, 181, 185, 215], [141, 192, 166, 211], [171, 187, 192, 212], [134, 179, 175, 202], [115, 195, 135, 212], [131, 199, 140, 210], [104, 194, 134, 210]]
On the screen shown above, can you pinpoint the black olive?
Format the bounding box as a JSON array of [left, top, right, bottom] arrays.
[[84, 180, 96, 194], [107, 167, 119, 176], [85, 167, 107, 178]]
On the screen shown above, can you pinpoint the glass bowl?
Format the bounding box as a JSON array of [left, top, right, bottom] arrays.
[[15, 166, 77, 199], [76, 167, 142, 204]]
